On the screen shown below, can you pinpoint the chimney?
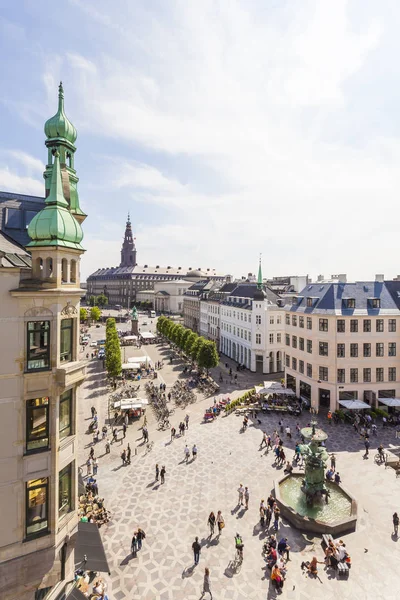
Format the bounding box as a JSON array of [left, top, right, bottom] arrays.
[[338, 274, 347, 283], [375, 274, 384, 282]]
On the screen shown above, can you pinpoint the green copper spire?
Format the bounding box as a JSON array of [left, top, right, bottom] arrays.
[[28, 151, 84, 249], [44, 82, 77, 144], [257, 257, 263, 289]]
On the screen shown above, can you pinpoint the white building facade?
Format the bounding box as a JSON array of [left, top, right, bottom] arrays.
[[284, 279, 400, 413], [219, 282, 285, 373]]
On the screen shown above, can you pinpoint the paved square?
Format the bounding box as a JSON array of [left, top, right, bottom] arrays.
[[78, 331, 400, 600]]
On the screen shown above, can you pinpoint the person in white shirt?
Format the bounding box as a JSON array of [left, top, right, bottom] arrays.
[[238, 484, 244, 505]]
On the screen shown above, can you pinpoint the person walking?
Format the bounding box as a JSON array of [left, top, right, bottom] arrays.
[[126, 443, 131, 465], [273, 505, 280, 531], [121, 449, 127, 465], [192, 536, 201, 565], [160, 465, 166, 484], [192, 444, 198, 460], [155, 463, 160, 481], [112, 428, 118, 444], [171, 427, 176, 441], [364, 438, 370, 458], [184, 445, 190, 463], [89, 446, 95, 460], [201, 567, 212, 599], [260, 432, 267, 449], [93, 457, 98, 475], [91, 406, 96, 418], [86, 457, 93, 477], [105, 438, 110, 454], [244, 487, 250, 509], [136, 527, 146, 550], [216, 511, 225, 534], [265, 505, 272, 529], [393, 512, 399, 536], [123, 422, 127, 439], [208, 512, 216, 536], [238, 484, 244, 506], [131, 532, 137, 554], [185, 414, 190, 429], [330, 453, 336, 471]]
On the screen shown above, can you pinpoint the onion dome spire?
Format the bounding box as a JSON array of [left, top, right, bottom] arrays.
[[27, 151, 83, 249], [44, 82, 77, 144]]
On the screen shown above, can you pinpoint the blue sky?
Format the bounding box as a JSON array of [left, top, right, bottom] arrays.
[[1, 0, 400, 282]]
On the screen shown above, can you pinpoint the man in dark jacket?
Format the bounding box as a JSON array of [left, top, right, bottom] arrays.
[[192, 536, 201, 565]]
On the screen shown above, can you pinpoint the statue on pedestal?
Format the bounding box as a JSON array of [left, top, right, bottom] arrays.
[[131, 305, 139, 335]]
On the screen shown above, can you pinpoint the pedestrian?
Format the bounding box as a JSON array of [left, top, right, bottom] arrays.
[[334, 472, 341, 484], [86, 457, 92, 476], [91, 406, 96, 418], [216, 511, 225, 534], [277, 537, 290, 560], [238, 484, 244, 505], [123, 422, 127, 439], [105, 438, 110, 454], [265, 506, 272, 529], [192, 536, 201, 565], [171, 427, 176, 441], [112, 428, 118, 443], [131, 532, 137, 554], [192, 444, 198, 460], [185, 414, 190, 429], [273, 505, 280, 531], [160, 465, 166, 484], [285, 426, 291, 439], [244, 486, 250, 509], [330, 454, 336, 471], [208, 512, 216, 536], [184, 445, 190, 463], [260, 432, 267, 449], [364, 438, 370, 457], [127, 443, 131, 464], [121, 449, 126, 465], [201, 567, 212, 599], [155, 463, 159, 481], [89, 446, 95, 460], [93, 457, 98, 475], [260, 504, 265, 527], [393, 512, 399, 536], [136, 527, 146, 550]]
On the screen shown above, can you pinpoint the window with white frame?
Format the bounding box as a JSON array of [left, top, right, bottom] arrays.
[[269, 333, 274, 344], [256, 333, 261, 344]]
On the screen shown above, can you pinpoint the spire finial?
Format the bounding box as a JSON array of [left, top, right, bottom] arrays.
[[257, 254, 263, 290], [58, 81, 64, 111], [127, 211, 131, 224]]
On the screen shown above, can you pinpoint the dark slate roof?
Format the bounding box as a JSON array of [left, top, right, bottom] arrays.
[[0, 191, 45, 247], [286, 282, 400, 314], [0, 230, 32, 268], [382, 281, 400, 310], [219, 283, 281, 309]]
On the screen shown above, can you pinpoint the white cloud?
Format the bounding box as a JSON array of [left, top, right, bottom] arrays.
[[66, 53, 97, 74], [6, 151, 43, 174], [0, 168, 43, 196]]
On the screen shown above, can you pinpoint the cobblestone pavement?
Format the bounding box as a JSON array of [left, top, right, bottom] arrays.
[[78, 327, 400, 600]]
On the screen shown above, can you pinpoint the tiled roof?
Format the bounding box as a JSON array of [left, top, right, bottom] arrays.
[[286, 282, 400, 314], [0, 231, 32, 268]]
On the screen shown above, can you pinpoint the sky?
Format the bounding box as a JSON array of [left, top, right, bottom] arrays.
[[1, 0, 400, 282]]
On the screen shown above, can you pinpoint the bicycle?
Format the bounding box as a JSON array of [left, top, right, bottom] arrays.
[[374, 452, 387, 465]]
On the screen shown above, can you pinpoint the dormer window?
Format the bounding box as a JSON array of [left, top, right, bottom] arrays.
[[343, 298, 356, 309], [369, 298, 381, 309], [306, 297, 313, 307]]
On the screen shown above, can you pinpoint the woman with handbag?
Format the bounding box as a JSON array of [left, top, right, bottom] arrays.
[[216, 511, 225, 534]]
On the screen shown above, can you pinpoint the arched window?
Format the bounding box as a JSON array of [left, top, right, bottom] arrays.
[[36, 257, 43, 278], [61, 259, 68, 283], [70, 260, 77, 283], [46, 257, 53, 278]]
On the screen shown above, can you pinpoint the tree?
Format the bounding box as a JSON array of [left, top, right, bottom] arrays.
[[96, 293, 108, 308], [190, 336, 206, 362], [80, 307, 88, 322], [90, 306, 102, 322], [157, 315, 167, 334], [197, 340, 219, 373], [185, 331, 198, 357], [105, 318, 122, 381], [180, 328, 191, 352], [173, 324, 184, 348], [89, 295, 97, 306]]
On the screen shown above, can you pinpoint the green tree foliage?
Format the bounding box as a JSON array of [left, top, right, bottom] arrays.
[[105, 318, 122, 381], [197, 340, 219, 372], [90, 306, 102, 322], [157, 315, 167, 334], [185, 331, 198, 356], [190, 336, 206, 362], [173, 324, 184, 347], [96, 293, 108, 307], [180, 328, 191, 351], [80, 307, 88, 322], [89, 295, 97, 306]]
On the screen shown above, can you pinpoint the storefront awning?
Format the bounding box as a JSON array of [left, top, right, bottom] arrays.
[[74, 522, 110, 574], [338, 400, 370, 410], [378, 397, 400, 407]]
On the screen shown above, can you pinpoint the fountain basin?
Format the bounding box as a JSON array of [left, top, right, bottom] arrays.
[[274, 473, 357, 536]]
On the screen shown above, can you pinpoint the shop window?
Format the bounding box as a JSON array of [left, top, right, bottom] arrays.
[[59, 390, 73, 439], [26, 397, 49, 452], [26, 478, 49, 538], [60, 319, 73, 363], [59, 462, 73, 518], [27, 321, 51, 371]]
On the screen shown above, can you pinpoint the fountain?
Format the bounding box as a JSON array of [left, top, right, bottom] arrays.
[[274, 421, 357, 535]]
